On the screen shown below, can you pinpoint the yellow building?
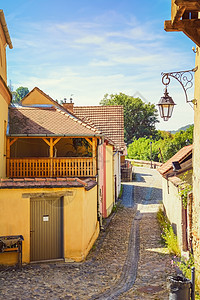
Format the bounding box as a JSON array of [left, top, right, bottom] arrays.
[[0, 10, 12, 179], [0, 9, 125, 266], [0, 10, 101, 265], [21, 88, 126, 218], [164, 0, 200, 289]]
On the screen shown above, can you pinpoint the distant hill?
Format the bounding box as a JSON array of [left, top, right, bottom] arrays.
[[170, 124, 193, 134]]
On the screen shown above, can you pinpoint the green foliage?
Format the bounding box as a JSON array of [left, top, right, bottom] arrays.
[[127, 125, 193, 162], [157, 206, 170, 230], [175, 254, 194, 280], [12, 86, 29, 103], [128, 137, 160, 161], [162, 226, 181, 256], [179, 171, 192, 208], [100, 93, 159, 144], [157, 207, 180, 256]]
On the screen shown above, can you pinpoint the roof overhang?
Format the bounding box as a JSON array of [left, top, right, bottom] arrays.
[[165, 0, 200, 47], [0, 10, 13, 49], [7, 134, 102, 138]]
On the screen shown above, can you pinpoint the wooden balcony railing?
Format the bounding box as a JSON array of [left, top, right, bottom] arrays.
[[7, 157, 96, 178]]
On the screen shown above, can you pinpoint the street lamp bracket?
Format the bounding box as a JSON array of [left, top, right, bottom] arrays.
[[161, 66, 198, 104]]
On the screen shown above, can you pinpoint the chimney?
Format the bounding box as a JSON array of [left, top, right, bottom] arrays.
[[62, 97, 74, 113]]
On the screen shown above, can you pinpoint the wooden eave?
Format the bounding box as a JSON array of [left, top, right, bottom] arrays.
[[0, 10, 13, 49], [165, 0, 200, 47]]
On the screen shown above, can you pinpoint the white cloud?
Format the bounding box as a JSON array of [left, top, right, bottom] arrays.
[[7, 10, 195, 131]]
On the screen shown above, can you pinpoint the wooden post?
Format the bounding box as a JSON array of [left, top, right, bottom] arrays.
[[92, 138, 97, 176], [50, 138, 53, 177], [6, 137, 18, 178], [6, 137, 10, 177]]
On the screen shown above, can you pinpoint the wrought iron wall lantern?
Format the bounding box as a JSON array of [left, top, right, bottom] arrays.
[[158, 67, 198, 121]]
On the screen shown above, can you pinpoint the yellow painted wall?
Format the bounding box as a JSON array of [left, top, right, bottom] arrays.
[[0, 185, 99, 265], [0, 189, 30, 265], [106, 144, 114, 216], [64, 185, 99, 261], [193, 46, 200, 288], [83, 186, 99, 256], [21, 88, 54, 105], [0, 22, 8, 83], [0, 94, 8, 178], [0, 22, 10, 179]]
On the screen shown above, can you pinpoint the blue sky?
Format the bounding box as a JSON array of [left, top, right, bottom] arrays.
[[3, 0, 197, 131]]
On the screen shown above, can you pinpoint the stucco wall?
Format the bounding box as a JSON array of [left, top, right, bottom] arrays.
[[21, 89, 53, 105], [0, 94, 8, 178], [106, 144, 114, 216], [0, 185, 99, 265], [193, 46, 200, 285], [114, 152, 121, 198], [0, 22, 8, 83], [0, 21, 11, 179], [64, 185, 99, 262], [162, 178, 183, 249]]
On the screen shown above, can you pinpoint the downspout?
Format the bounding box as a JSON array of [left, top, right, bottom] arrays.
[[103, 141, 107, 218], [188, 191, 193, 254], [97, 137, 104, 228], [113, 147, 115, 204]]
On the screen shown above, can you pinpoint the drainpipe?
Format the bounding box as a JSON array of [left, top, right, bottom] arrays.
[[187, 191, 193, 254], [97, 136, 104, 229]]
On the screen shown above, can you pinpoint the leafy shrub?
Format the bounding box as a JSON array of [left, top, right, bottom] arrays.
[[127, 125, 194, 163], [157, 206, 180, 256]]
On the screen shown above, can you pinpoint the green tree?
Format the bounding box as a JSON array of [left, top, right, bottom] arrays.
[[13, 87, 29, 103], [161, 126, 193, 161], [127, 125, 194, 162], [100, 93, 159, 144]]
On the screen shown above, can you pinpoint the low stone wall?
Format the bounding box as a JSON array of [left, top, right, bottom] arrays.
[[126, 159, 162, 169]]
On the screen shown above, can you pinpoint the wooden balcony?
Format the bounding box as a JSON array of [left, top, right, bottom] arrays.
[[7, 157, 96, 178]]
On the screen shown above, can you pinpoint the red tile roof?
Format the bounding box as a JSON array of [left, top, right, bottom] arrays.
[[157, 144, 193, 176], [0, 178, 96, 191], [9, 106, 101, 137], [74, 106, 126, 151]]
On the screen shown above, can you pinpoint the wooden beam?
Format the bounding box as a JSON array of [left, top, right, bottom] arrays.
[[53, 137, 61, 146], [92, 138, 97, 175], [165, 19, 200, 47], [6, 138, 10, 177], [49, 138, 53, 158], [9, 137, 18, 147], [42, 138, 50, 146], [22, 191, 74, 198], [85, 137, 93, 146], [171, 0, 186, 23], [183, 24, 200, 47], [175, 0, 200, 11]]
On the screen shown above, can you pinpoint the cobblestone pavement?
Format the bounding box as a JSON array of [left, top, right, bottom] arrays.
[[0, 167, 172, 299]]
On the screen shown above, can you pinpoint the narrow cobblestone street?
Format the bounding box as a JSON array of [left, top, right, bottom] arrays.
[[0, 167, 172, 299]]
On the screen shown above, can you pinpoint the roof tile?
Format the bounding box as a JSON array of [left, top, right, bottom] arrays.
[[74, 105, 126, 151], [157, 144, 192, 175], [0, 178, 96, 190], [9, 106, 101, 137]]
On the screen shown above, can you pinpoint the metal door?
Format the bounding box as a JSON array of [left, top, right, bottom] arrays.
[[30, 197, 63, 261]]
